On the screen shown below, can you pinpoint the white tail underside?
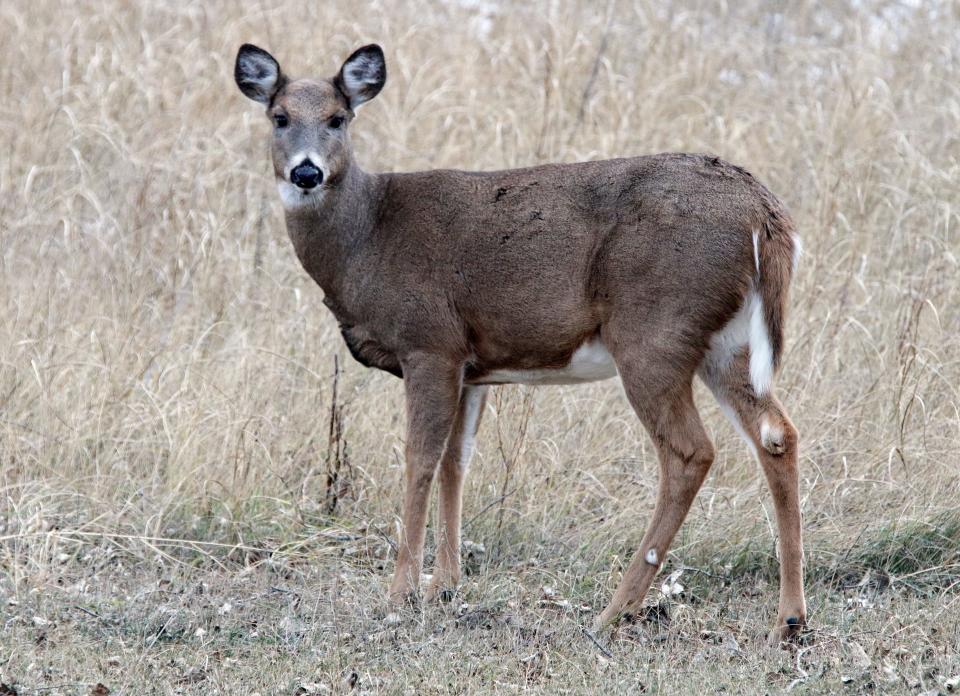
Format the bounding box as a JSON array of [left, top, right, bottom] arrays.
[[704, 231, 774, 396], [748, 292, 773, 395]]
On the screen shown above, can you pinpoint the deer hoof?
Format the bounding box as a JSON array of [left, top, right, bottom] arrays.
[[425, 582, 458, 603], [768, 614, 807, 646], [387, 588, 420, 608]]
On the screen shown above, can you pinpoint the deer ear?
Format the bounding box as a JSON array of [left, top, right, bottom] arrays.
[[335, 44, 386, 109], [235, 44, 284, 104]]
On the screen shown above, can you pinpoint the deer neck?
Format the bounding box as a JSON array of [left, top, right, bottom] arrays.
[[282, 159, 385, 308]]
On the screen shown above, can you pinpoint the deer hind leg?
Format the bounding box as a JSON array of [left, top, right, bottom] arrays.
[[597, 353, 715, 628], [699, 349, 806, 643], [427, 385, 488, 601]]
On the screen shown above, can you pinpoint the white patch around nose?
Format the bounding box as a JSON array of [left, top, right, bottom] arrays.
[[278, 180, 326, 209], [279, 150, 328, 210], [287, 151, 327, 180]]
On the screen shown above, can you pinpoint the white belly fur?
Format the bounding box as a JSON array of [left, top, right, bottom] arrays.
[[481, 338, 618, 385]]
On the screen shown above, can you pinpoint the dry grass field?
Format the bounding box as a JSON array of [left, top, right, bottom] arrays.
[[2, 0, 960, 693]]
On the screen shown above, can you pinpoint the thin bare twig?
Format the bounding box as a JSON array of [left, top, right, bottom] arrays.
[[569, 0, 617, 141], [582, 627, 614, 660]]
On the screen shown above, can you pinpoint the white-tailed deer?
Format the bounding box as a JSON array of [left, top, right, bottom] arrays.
[[235, 43, 806, 643]]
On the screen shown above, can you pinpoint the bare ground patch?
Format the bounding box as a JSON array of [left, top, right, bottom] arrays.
[[2, 519, 959, 694]]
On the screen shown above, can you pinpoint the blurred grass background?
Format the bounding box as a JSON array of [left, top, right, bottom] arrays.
[[1, 0, 958, 692]]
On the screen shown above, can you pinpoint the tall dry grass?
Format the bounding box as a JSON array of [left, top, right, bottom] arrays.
[[0, 1, 959, 689]]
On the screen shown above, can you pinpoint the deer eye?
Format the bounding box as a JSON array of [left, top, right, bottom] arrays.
[[329, 116, 345, 129], [273, 113, 289, 128]]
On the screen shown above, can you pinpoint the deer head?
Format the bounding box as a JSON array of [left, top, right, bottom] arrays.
[[234, 43, 386, 209]]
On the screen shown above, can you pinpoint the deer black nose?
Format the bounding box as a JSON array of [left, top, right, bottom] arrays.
[[290, 161, 322, 189]]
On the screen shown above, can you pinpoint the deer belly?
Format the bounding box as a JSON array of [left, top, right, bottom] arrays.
[[475, 338, 618, 385]]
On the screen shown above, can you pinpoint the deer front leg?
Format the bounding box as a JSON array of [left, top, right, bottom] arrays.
[[427, 385, 488, 601], [388, 354, 462, 604]]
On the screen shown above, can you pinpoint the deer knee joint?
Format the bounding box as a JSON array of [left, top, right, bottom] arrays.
[[688, 441, 715, 471], [405, 458, 439, 491], [760, 413, 796, 455]]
